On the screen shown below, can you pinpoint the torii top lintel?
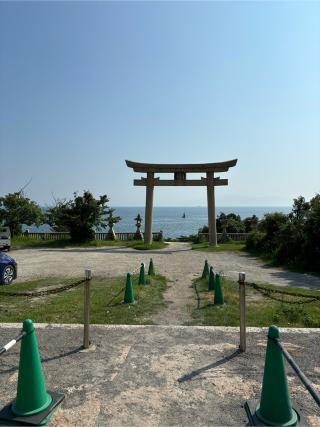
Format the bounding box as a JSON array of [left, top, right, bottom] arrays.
[[125, 159, 237, 174]]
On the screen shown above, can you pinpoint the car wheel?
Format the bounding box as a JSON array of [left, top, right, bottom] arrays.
[[2, 265, 15, 285]]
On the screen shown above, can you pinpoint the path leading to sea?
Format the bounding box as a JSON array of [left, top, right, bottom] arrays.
[[11, 242, 320, 325]]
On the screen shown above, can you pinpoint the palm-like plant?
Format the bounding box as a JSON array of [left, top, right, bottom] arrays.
[[106, 208, 121, 240]]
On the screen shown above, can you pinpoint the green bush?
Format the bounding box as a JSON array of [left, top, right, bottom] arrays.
[[46, 191, 110, 243], [177, 234, 199, 243], [246, 194, 320, 272], [245, 230, 266, 252], [0, 192, 42, 236]]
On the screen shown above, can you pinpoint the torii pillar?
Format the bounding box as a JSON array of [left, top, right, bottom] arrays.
[[145, 172, 154, 244], [206, 172, 217, 246], [126, 159, 238, 245]]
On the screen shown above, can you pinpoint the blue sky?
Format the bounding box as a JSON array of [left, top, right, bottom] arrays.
[[0, 1, 319, 207]]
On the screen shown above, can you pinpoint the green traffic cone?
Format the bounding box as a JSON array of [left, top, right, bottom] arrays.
[[12, 319, 52, 417], [138, 263, 146, 285], [208, 267, 215, 291], [255, 325, 298, 426], [214, 273, 224, 305], [124, 273, 135, 304], [202, 259, 209, 279], [148, 258, 155, 276]]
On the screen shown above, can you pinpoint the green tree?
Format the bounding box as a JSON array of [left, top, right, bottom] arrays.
[[0, 192, 42, 236], [216, 212, 245, 233], [107, 208, 121, 229], [289, 196, 310, 224], [243, 215, 259, 232], [259, 212, 288, 237], [301, 194, 320, 270], [106, 208, 122, 240], [246, 195, 320, 272], [46, 191, 109, 242], [274, 198, 310, 266]]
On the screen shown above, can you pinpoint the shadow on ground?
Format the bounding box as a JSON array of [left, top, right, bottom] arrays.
[[178, 349, 241, 383], [0, 346, 83, 374]]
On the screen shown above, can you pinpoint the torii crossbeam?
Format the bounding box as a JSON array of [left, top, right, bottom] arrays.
[[126, 159, 238, 246]]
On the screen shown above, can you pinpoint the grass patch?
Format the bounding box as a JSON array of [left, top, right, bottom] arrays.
[[126, 241, 168, 250], [11, 236, 167, 251], [0, 275, 167, 324], [189, 277, 320, 327], [192, 241, 246, 252]]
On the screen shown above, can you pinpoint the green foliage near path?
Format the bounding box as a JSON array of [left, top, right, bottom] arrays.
[[11, 236, 168, 250], [0, 192, 42, 237], [45, 191, 110, 243], [0, 276, 167, 324], [189, 277, 320, 327], [246, 195, 320, 272], [192, 241, 246, 252]]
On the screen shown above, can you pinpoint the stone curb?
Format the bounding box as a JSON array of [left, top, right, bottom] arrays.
[[0, 323, 319, 333]]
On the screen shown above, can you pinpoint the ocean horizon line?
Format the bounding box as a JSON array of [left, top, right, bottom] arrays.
[[112, 205, 292, 208], [40, 205, 292, 209]]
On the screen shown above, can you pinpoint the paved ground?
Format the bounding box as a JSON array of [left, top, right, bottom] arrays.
[[10, 243, 320, 325], [12, 243, 320, 289], [0, 324, 319, 426]]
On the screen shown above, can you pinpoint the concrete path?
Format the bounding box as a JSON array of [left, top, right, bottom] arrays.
[[0, 324, 319, 426]]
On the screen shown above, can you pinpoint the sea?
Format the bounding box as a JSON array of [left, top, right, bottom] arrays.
[[24, 206, 291, 238]]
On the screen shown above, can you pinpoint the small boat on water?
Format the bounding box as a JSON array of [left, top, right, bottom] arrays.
[[182, 212, 186, 218]]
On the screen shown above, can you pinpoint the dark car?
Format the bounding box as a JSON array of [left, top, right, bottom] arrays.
[[0, 252, 17, 285]]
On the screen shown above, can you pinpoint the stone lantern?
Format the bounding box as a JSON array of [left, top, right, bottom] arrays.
[[220, 217, 230, 243], [134, 213, 143, 240], [107, 219, 117, 240]]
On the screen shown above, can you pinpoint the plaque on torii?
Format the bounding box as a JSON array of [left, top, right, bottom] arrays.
[[126, 159, 238, 246]]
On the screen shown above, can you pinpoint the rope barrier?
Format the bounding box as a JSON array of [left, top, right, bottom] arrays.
[[0, 260, 146, 300], [0, 279, 86, 298], [271, 337, 320, 407], [192, 282, 201, 309], [246, 282, 320, 305], [105, 262, 145, 306], [106, 287, 126, 307], [131, 263, 143, 275], [0, 329, 33, 357]]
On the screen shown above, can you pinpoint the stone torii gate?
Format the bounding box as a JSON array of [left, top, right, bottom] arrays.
[[126, 159, 237, 246]]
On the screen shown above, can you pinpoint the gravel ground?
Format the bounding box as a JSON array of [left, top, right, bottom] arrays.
[[11, 242, 320, 289], [9, 243, 320, 326], [0, 324, 319, 426]]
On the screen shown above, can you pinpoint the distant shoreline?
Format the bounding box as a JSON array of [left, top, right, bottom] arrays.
[[30, 206, 292, 238]]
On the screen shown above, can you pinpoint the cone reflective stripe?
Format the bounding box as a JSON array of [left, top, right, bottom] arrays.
[[138, 263, 146, 285], [214, 273, 224, 305], [124, 273, 135, 304], [148, 258, 155, 276], [208, 267, 215, 291], [12, 320, 52, 416], [255, 326, 298, 426], [202, 260, 209, 279]]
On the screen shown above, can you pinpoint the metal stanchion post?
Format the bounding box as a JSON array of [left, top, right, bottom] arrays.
[[239, 272, 246, 352], [83, 269, 92, 349]]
